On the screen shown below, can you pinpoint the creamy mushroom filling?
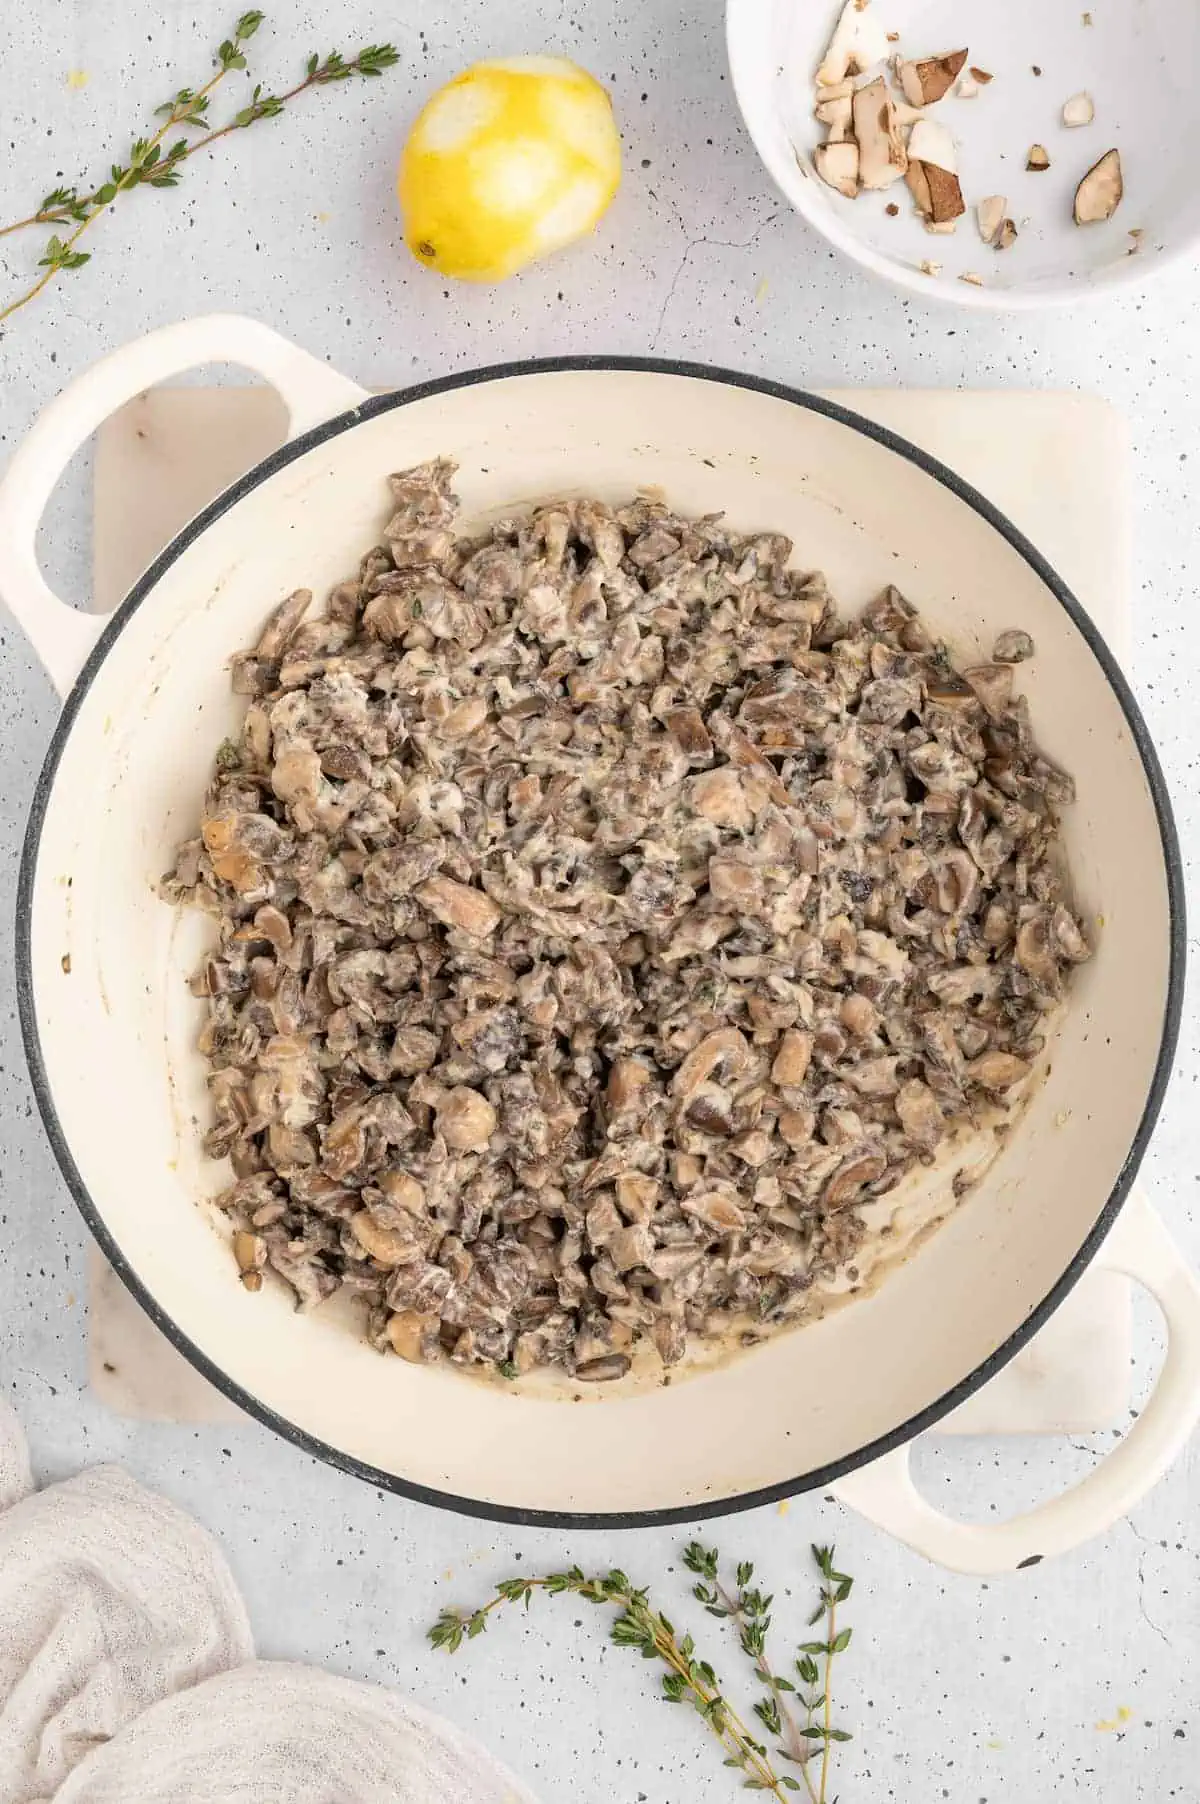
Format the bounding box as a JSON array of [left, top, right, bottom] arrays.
[[165, 461, 1092, 1382]]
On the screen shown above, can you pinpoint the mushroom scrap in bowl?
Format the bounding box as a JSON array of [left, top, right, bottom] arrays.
[[164, 462, 1092, 1385]]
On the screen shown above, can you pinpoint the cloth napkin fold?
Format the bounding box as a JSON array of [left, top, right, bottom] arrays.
[[0, 1394, 535, 1804]]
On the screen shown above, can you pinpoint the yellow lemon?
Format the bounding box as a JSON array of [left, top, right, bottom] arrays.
[[399, 56, 621, 282]]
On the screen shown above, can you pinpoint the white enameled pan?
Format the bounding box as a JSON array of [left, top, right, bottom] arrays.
[[1, 316, 1193, 1571]]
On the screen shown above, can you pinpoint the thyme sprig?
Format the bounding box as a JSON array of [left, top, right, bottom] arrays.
[[428, 1543, 853, 1804], [0, 14, 398, 326]]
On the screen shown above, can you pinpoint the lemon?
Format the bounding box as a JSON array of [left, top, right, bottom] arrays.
[[399, 56, 621, 282]]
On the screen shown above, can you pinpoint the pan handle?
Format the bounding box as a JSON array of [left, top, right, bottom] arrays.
[[0, 314, 368, 698], [831, 1190, 1200, 1574]]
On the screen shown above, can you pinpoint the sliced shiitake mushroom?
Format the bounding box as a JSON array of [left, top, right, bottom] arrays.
[[906, 119, 965, 226], [852, 77, 908, 190], [897, 48, 968, 108], [813, 141, 860, 198], [1074, 148, 1123, 224]]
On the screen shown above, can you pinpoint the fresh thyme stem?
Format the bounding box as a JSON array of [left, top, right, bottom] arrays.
[[429, 1568, 798, 1800], [804, 1545, 854, 1804], [429, 1545, 855, 1803], [686, 1543, 819, 1803], [0, 14, 398, 327], [0, 11, 260, 326], [820, 1592, 835, 1804], [722, 1576, 808, 1767]]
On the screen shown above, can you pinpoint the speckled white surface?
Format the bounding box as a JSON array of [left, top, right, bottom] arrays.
[[2, 3, 1199, 1799]]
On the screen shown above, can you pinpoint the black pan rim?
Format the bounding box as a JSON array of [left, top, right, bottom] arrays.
[[16, 354, 1187, 1529]]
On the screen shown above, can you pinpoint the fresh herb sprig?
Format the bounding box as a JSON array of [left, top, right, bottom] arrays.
[[428, 1543, 853, 1804], [685, 1542, 852, 1804], [0, 14, 398, 326]]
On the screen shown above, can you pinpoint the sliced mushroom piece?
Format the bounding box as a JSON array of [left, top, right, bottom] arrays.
[[897, 48, 968, 107], [254, 588, 313, 659], [1014, 916, 1061, 989], [993, 629, 1034, 664], [895, 1079, 945, 1155], [414, 875, 502, 937], [852, 77, 908, 190], [730, 1128, 774, 1166], [815, 0, 891, 86], [673, 1027, 754, 1099], [1026, 144, 1051, 172], [1049, 903, 1092, 963], [814, 92, 854, 137], [615, 1172, 660, 1222], [813, 140, 860, 199], [771, 1028, 813, 1088], [385, 1310, 439, 1362], [976, 195, 1006, 245], [906, 119, 964, 224], [779, 1104, 817, 1150], [823, 1144, 888, 1210], [994, 218, 1018, 250], [665, 707, 714, 761], [682, 1190, 746, 1234], [1062, 91, 1095, 128], [685, 1089, 735, 1136], [843, 1054, 900, 1098], [966, 1051, 1032, 1092], [690, 766, 752, 828], [1074, 148, 1123, 225], [652, 1315, 686, 1368], [963, 663, 1015, 720], [607, 1056, 653, 1113], [350, 1210, 416, 1268], [435, 1086, 497, 1151], [840, 992, 878, 1038], [609, 1223, 655, 1273], [232, 1231, 266, 1284], [575, 1353, 632, 1382]]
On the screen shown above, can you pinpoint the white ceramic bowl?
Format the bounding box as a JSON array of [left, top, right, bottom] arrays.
[[1, 318, 1196, 1571], [727, 0, 1200, 309]]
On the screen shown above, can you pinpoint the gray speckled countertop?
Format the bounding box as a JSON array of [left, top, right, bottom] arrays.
[[2, 3, 1200, 1799]]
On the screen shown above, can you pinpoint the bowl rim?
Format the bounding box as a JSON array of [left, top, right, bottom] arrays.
[[724, 0, 1197, 313], [17, 354, 1187, 1526]]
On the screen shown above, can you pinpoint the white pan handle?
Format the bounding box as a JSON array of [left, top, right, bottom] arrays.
[[0, 314, 368, 698], [831, 1191, 1200, 1574]]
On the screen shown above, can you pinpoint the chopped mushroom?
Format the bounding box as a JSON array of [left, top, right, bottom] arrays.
[[814, 141, 860, 198], [816, 0, 891, 86], [1026, 144, 1051, 172], [906, 118, 965, 226], [1062, 91, 1095, 128], [994, 218, 1018, 250], [814, 92, 854, 137], [169, 464, 1091, 1383], [897, 48, 968, 108], [993, 629, 1034, 664], [1074, 148, 1123, 224], [976, 195, 1006, 245], [852, 77, 908, 189]]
